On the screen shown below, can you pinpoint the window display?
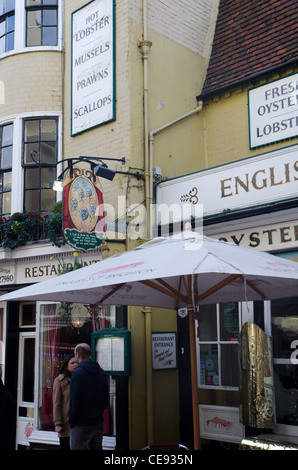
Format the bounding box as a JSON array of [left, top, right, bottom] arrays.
[[272, 297, 298, 426], [198, 302, 239, 388], [38, 303, 115, 435]]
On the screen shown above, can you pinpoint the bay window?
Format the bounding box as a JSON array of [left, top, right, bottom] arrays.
[[0, 122, 13, 215], [0, 0, 61, 56], [22, 117, 58, 213], [25, 0, 58, 47], [0, 0, 15, 53]]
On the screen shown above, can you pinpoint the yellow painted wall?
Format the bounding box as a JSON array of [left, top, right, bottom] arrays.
[[63, 0, 215, 450], [201, 67, 298, 171], [0, 51, 62, 118]]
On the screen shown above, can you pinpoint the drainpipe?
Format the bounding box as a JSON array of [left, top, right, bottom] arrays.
[[138, 0, 152, 240], [148, 101, 203, 237], [138, 0, 154, 446]]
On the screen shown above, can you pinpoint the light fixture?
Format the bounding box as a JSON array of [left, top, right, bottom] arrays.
[[49, 180, 63, 192], [71, 317, 85, 329], [94, 164, 144, 181], [45, 154, 128, 191]]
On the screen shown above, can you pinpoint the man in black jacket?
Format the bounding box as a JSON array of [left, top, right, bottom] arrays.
[[69, 343, 109, 450]]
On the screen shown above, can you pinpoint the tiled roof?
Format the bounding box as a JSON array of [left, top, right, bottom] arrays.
[[199, 0, 298, 97]]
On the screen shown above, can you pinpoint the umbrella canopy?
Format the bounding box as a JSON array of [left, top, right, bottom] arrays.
[[3, 231, 298, 450], [2, 231, 298, 306]]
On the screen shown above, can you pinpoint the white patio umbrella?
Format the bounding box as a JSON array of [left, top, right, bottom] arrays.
[[2, 230, 298, 449]]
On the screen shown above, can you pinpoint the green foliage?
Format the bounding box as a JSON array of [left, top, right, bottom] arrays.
[[0, 206, 65, 250]]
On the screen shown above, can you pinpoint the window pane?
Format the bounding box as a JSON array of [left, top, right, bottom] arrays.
[[43, 9, 57, 25], [272, 298, 298, 359], [1, 146, 12, 168], [28, 10, 41, 27], [43, 0, 58, 5], [219, 302, 239, 341], [21, 304, 36, 326], [22, 337, 35, 403], [25, 167, 39, 188], [5, 30, 13, 51], [40, 141, 55, 164], [199, 304, 217, 341], [27, 25, 41, 46], [24, 120, 39, 142], [2, 123, 12, 146], [25, 189, 39, 211], [24, 142, 39, 164], [3, 171, 11, 191], [200, 344, 218, 386], [38, 304, 115, 433], [221, 344, 239, 387], [7, 14, 14, 32], [274, 364, 298, 426], [5, 0, 15, 12], [2, 188, 10, 213], [41, 166, 55, 186], [40, 119, 56, 140], [42, 26, 57, 45], [26, 0, 42, 4], [40, 188, 55, 211], [0, 20, 5, 37], [0, 35, 5, 54]]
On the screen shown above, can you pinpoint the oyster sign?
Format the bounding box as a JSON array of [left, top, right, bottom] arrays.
[[62, 167, 105, 251], [71, 0, 115, 135]]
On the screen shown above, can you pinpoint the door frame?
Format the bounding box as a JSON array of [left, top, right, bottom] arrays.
[[16, 330, 36, 448]]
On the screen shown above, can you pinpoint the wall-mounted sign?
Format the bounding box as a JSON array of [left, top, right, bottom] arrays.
[[71, 0, 115, 135], [62, 167, 105, 251], [91, 328, 131, 376], [152, 332, 177, 370], [248, 73, 298, 148], [156, 144, 298, 220], [207, 219, 298, 251]]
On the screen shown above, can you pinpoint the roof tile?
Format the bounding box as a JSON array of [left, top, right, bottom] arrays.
[[200, 0, 298, 96]]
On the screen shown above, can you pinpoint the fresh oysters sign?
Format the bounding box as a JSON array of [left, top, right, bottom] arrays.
[[62, 167, 105, 251], [71, 0, 115, 135]]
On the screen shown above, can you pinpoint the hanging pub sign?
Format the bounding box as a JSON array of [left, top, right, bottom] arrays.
[[62, 167, 105, 251]]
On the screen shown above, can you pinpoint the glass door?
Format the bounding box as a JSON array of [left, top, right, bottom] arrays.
[[16, 332, 35, 448]]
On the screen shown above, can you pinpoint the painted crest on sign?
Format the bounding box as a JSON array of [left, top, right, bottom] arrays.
[[62, 167, 105, 251]]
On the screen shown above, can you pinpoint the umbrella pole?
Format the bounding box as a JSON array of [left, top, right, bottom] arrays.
[[188, 308, 201, 450]]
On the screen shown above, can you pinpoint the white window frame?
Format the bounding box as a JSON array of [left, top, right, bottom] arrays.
[[0, 0, 63, 60], [197, 302, 242, 391], [0, 111, 62, 215]]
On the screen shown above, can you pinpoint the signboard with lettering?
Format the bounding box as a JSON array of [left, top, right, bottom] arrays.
[[62, 167, 105, 251], [156, 144, 298, 221], [248, 73, 298, 148], [152, 332, 177, 370], [71, 0, 115, 135]]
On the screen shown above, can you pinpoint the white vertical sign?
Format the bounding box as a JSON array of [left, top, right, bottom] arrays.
[[248, 74, 298, 148], [71, 0, 115, 135]]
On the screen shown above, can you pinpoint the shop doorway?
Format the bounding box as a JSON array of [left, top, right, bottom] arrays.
[[16, 332, 35, 448]]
